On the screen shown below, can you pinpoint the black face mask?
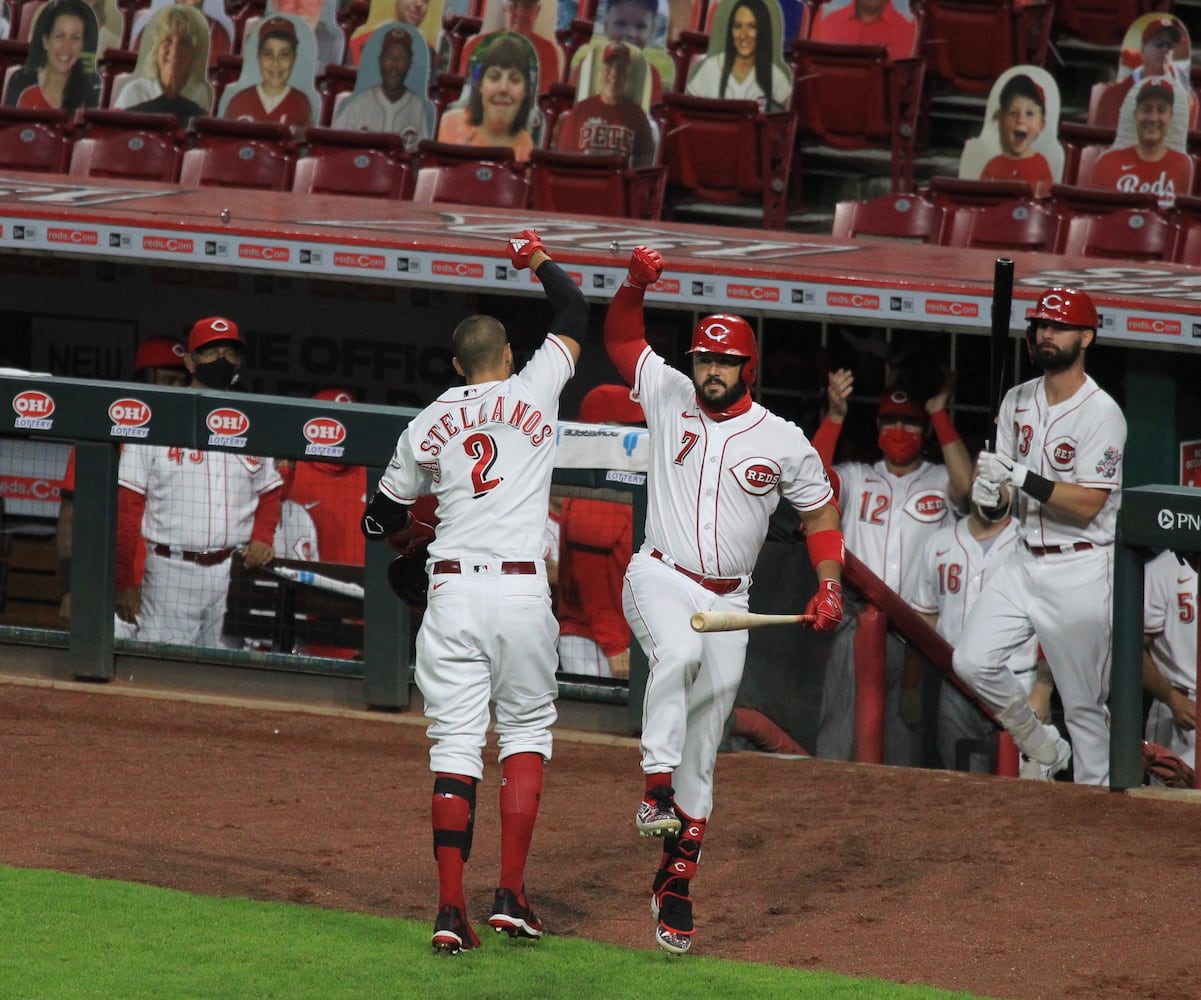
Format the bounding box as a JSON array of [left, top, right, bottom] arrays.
[[192, 357, 239, 390]]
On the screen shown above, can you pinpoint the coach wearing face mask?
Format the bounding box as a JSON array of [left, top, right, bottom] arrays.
[[808, 370, 973, 767], [114, 317, 284, 647]]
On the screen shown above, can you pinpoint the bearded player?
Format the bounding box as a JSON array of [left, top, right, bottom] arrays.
[[604, 246, 844, 955]]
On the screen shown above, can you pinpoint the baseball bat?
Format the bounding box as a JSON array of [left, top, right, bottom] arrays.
[[690, 611, 816, 633], [267, 565, 366, 601], [988, 257, 1015, 426]]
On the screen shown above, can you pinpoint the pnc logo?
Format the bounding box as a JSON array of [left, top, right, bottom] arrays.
[[333, 252, 386, 270], [238, 244, 289, 262], [303, 416, 347, 445], [108, 398, 151, 427], [143, 235, 194, 253], [1128, 317, 1182, 335], [47, 227, 98, 246], [727, 283, 780, 302], [206, 407, 250, 435], [925, 299, 979, 318], [432, 260, 486, 279], [13, 389, 55, 417], [827, 291, 881, 310]]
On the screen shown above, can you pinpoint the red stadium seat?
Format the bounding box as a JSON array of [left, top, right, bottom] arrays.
[[921, 0, 1052, 96], [1057, 122, 1115, 186], [830, 191, 943, 242], [665, 29, 708, 94], [179, 116, 297, 191], [528, 148, 664, 220], [315, 64, 357, 128], [68, 109, 186, 182], [416, 137, 516, 167], [412, 159, 531, 208], [1169, 193, 1201, 263], [938, 198, 1063, 253], [97, 47, 138, 109], [292, 127, 416, 199], [0, 106, 73, 173], [788, 40, 925, 194], [1060, 207, 1179, 261], [654, 93, 796, 230]]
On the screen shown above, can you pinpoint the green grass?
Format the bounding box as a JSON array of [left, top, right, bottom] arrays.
[[0, 866, 991, 999]]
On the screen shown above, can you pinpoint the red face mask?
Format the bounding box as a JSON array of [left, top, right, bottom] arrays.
[[878, 427, 923, 467]]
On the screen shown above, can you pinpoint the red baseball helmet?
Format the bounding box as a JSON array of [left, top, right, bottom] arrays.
[[312, 387, 356, 403], [188, 317, 242, 353], [1025, 287, 1097, 332], [687, 314, 758, 386], [133, 336, 187, 373]]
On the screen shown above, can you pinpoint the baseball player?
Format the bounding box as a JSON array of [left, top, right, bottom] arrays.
[[57, 335, 190, 625], [957, 286, 1126, 786], [1142, 549, 1197, 781], [912, 469, 1043, 773], [360, 230, 586, 955], [603, 246, 844, 956], [115, 318, 283, 646], [810, 372, 972, 765]]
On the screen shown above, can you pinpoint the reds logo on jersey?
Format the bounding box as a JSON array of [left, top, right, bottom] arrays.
[[729, 457, 782, 496], [1047, 436, 1076, 471], [901, 491, 948, 523]]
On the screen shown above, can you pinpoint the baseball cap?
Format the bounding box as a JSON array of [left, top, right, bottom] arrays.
[[381, 26, 414, 53], [312, 387, 357, 403], [1142, 16, 1181, 45], [578, 384, 644, 424], [603, 41, 631, 66], [877, 389, 927, 422], [188, 316, 242, 353], [259, 15, 298, 46], [1136, 77, 1174, 107], [133, 336, 187, 373]]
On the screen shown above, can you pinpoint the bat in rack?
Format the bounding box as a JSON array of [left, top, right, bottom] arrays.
[[690, 611, 816, 633]]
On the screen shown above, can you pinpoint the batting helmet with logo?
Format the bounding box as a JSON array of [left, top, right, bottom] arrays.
[[687, 314, 758, 386], [1025, 287, 1097, 332]]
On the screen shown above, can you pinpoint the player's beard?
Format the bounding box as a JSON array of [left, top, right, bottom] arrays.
[[696, 376, 747, 414], [1033, 338, 1082, 374]]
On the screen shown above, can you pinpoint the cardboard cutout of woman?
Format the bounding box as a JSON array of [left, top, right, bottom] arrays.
[[2, 0, 100, 111], [131, 0, 234, 63], [685, 0, 791, 111], [958, 65, 1064, 188], [114, 3, 213, 123], [219, 14, 319, 126], [458, 0, 561, 86]]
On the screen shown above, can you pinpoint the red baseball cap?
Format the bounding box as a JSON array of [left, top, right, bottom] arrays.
[[603, 41, 631, 66], [578, 384, 644, 424], [877, 389, 927, 422], [1142, 16, 1181, 45], [312, 387, 357, 403], [188, 316, 242, 353], [133, 336, 187, 373]]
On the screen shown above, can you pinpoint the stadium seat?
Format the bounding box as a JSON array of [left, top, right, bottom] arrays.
[[1047, 182, 1161, 228], [921, 0, 1052, 96], [528, 148, 665, 220], [654, 92, 796, 229], [1060, 207, 1179, 262], [0, 39, 29, 79], [938, 198, 1063, 253], [788, 40, 924, 194], [830, 191, 943, 242], [208, 53, 245, 111], [0, 106, 73, 173], [1169, 193, 1201, 263], [1053, 0, 1171, 47], [416, 137, 517, 168], [665, 29, 708, 94], [1057, 122, 1115, 186], [68, 109, 186, 182], [440, 9, 483, 76], [412, 159, 531, 208], [179, 116, 297, 191], [315, 64, 358, 128], [292, 127, 416, 199], [97, 47, 138, 109]]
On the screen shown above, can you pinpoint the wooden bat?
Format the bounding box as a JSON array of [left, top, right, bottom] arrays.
[[690, 611, 816, 633]]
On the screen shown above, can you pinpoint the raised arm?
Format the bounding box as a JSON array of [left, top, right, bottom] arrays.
[[508, 229, 588, 365], [603, 245, 663, 386]]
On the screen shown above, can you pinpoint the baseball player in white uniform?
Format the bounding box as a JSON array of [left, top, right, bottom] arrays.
[[810, 372, 972, 764], [912, 489, 1042, 772], [1142, 549, 1197, 780], [957, 286, 1126, 786], [361, 230, 586, 956], [604, 246, 845, 956], [115, 318, 283, 646]]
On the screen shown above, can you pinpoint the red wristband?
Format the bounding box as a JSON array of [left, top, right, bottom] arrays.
[[806, 528, 845, 569], [929, 409, 959, 447]]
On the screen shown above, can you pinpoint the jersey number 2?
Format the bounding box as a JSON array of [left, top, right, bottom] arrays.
[[465, 432, 502, 498]]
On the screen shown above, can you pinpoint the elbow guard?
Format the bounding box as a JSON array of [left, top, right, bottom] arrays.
[[362, 490, 411, 539]]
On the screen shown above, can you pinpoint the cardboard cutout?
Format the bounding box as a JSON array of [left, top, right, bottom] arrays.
[[807, 0, 918, 61], [115, 3, 213, 123], [218, 13, 320, 126], [959, 65, 1064, 187], [554, 40, 657, 167], [684, 0, 791, 111], [334, 21, 435, 148], [2, 0, 101, 110]]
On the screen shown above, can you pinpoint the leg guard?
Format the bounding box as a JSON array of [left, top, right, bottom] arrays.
[[433, 775, 477, 862]]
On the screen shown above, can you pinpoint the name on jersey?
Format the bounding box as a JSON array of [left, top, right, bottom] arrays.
[[206, 407, 250, 448], [109, 398, 151, 438], [902, 490, 948, 523], [418, 397, 553, 457], [730, 457, 782, 496], [11, 389, 55, 430]]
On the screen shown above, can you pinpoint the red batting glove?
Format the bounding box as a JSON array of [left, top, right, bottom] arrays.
[[508, 229, 545, 270], [387, 515, 436, 558], [625, 245, 663, 289], [805, 579, 843, 631]]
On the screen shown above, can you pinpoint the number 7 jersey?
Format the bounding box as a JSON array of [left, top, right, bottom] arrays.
[[377, 335, 575, 561]]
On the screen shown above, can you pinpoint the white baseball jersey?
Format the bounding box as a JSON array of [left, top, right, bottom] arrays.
[[378, 334, 575, 560], [630, 349, 833, 576], [832, 459, 955, 601], [118, 445, 283, 550], [997, 374, 1125, 547], [275, 500, 320, 562], [1144, 549, 1197, 695], [913, 518, 1038, 675]]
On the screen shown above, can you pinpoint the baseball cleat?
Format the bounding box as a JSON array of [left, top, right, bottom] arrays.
[[636, 786, 681, 838], [652, 889, 694, 956], [431, 904, 480, 955], [488, 887, 544, 939]]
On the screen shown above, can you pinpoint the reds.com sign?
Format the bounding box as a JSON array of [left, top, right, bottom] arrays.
[[206, 407, 250, 447], [302, 416, 347, 458], [12, 389, 55, 429], [925, 299, 980, 318], [432, 260, 485, 279], [1128, 317, 1182, 335], [333, 252, 385, 270], [47, 227, 99, 246], [827, 291, 881, 310], [238, 244, 290, 262], [143, 235, 194, 253], [727, 283, 780, 302], [109, 398, 152, 438]]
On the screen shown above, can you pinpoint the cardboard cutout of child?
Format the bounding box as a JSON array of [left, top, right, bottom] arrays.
[[958, 65, 1064, 189]]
